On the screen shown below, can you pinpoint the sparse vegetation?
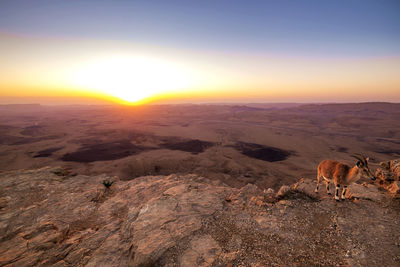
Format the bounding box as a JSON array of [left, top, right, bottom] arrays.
[[102, 179, 114, 189]]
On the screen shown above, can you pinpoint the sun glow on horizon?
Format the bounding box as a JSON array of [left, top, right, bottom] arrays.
[[72, 54, 193, 104], [1, 34, 400, 105]]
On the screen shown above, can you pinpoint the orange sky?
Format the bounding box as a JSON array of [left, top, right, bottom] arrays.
[[1, 33, 400, 105]]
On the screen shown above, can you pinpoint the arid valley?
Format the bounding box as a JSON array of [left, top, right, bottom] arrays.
[[1, 102, 399, 189], [1, 102, 400, 266]]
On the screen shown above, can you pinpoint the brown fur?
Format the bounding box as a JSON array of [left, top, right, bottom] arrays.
[[315, 158, 375, 199], [317, 160, 359, 186]]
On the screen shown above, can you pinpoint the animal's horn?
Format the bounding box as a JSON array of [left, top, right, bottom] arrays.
[[351, 154, 364, 163], [354, 153, 368, 164]]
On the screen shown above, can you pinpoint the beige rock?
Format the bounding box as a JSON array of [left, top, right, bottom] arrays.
[[389, 159, 400, 181], [276, 185, 290, 198], [375, 159, 400, 195], [345, 183, 383, 202], [387, 181, 400, 195], [180, 235, 221, 267], [265, 188, 274, 194]]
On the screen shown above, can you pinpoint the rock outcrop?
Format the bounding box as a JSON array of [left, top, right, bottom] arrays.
[[0, 167, 399, 266], [375, 158, 400, 195]]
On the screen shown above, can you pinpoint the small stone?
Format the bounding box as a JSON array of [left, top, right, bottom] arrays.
[[265, 188, 274, 194], [276, 185, 290, 198]]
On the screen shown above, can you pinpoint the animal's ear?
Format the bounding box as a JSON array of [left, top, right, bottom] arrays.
[[356, 160, 362, 168]]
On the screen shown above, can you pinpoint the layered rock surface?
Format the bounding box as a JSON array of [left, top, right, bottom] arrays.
[[0, 167, 399, 266], [375, 158, 400, 195]]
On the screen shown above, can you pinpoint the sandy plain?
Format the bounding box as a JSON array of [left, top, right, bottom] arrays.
[[0, 102, 399, 189]]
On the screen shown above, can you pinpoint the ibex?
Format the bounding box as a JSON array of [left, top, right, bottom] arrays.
[[315, 154, 376, 201]]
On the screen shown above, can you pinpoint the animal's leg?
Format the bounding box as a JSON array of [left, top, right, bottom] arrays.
[[315, 171, 321, 193], [325, 181, 331, 195], [334, 184, 340, 201], [341, 185, 348, 200]]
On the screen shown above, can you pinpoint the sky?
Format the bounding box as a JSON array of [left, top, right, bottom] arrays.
[[0, 0, 399, 104]]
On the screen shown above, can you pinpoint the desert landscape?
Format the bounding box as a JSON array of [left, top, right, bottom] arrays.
[[0, 102, 399, 189], [1, 1, 400, 265]]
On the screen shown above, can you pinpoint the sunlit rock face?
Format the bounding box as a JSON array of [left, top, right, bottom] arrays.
[[375, 158, 400, 195], [0, 165, 399, 267]]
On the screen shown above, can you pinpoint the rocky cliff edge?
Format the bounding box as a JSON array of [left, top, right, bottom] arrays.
[[0, 166, 399, 266]]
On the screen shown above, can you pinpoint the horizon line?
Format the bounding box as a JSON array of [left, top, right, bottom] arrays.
[[0, 101, 399, 107]]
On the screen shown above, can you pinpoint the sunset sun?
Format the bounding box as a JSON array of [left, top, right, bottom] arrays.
[[73, 55, 191, 104]]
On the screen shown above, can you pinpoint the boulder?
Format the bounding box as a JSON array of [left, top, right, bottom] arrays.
[[375, 158, 400, 196], [276, 185, 290, 198], [387, 181, 400, 195]]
